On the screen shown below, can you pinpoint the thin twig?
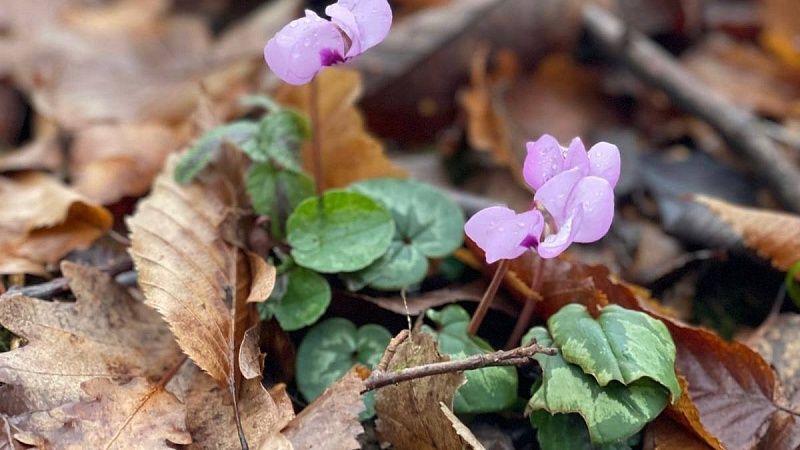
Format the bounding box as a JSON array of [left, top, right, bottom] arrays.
[[582, 4, 800, 213], [5, 258, 133, 299], [376, 329, 410, 372], [362, 341, 556, 392], [467, 259, 510, 335]]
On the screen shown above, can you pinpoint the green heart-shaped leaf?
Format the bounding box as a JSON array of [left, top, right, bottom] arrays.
[[523, 327, 669, 445], [247, 163, 314, 239], [245, 108, 309, 171], [548, 304, 680, 401], [530, 411, 637, 450], [287, 191, 394, 273], [423, 305, 518, 414], [344, 179, 465, 290], [261, 266, 330, 331], [296, 318, 391, 418]]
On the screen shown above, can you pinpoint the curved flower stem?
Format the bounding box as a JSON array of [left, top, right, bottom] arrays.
[[309, 76, 324, 196], [505, 255, 543, 349], [467, 258, 510, 336]]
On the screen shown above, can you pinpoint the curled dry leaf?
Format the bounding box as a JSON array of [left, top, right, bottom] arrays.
[[644, 415, 713, 450], [374, 332, 466, 450], [185, 365, 294, 450], [695, 195, 800, 273], [749, 314, 800, 406], [439, 403, 486, 450], [69, 123, 181, 204], [127, 153, 277, 440], [10, 377, 192, 450], [275, 68, 406, 191], [0, 132, 63, 173], [0, 172, 112, 275], [282, 368, 366, 450], [0, 261, 182, 411]]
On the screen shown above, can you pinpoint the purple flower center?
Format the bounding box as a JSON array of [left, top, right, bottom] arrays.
[[319, 48, 345, 66], [519, 234, 539, 249]]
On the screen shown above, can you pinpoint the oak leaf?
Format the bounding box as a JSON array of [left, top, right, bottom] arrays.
[[0, 173, 112, 275], [0, 261, 182, 411], [374, 332, 466, 450], [696, 195, 800, 273], [282, 368, 366, 450], [275, 68, 406, 190], [10, 377, 192, 449]]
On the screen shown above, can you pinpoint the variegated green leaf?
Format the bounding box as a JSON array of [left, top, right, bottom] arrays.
[[523, 327, 669, 445], [530, 411, 637, 450], [548, 304, 680, 402]]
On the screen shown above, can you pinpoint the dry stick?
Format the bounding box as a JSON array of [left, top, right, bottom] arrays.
[[582, 4, 800, 213], [309, 76, 324, 196], [6, 258, 133, 299], [505, 256, 543, 349], [376, 329, 410, 372], [467, 258, 510, 335], [362, 341, 556, 392]]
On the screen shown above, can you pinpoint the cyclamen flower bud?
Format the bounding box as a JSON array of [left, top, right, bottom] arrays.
[[465, 135, 621, 262], [264, 0, 392, 85]]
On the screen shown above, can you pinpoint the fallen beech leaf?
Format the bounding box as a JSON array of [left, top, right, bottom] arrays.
[[275, 68, 406, 190], [128, 153, 277, 438], [695, 195, 800, 273], [0, 172, 112, 275], [374, 332, 465, 450], [11, 377, 192, 449], [185, 365, 294, 450], [439, 403, 485, 450], [69, 123, 181, 204], [282, 368, 366, 450], [644, 415, 712, 450], [0, 262, 182, 411]]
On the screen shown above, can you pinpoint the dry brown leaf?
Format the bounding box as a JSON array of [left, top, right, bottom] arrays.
[[0, 132, 63, 173], [69, 123, 181, 204], [275, 68, 406, 190], [10, 377, 191, 449], [749, 314, 800, 406], [644, 415, 713, 450], [439, 403, 485, 450], [374, 332, 465, 450], [683, 36, 800, 119], [695, 195, 800, 273], [760, 0, 800, 70], [0, 172, 112, 275], [282, 368, 366, 450], [185, 365, 294, 450], [127, 153, 277, 439], [0, 261, 182, 411]]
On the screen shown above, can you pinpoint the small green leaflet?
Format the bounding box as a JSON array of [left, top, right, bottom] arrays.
[[296, 318, 391, 419], [523, 327, 669, 445], [259, 266, 330, 331], [246, 108, 309, 172], [344, 178, 465, 290], [547, 304, 681, 402], [287, 191, 395, 273], [423, 305, 518, 414], [786, 260, 800, 308], [174, 121, 258, 184]]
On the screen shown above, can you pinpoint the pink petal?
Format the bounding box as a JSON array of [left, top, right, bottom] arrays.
[[328, 0, 392, 58], [533, 167, 583, 225], [537, 208, 583, 259], [464, 206, 543, 264], [567, 176, 615, 243], [264, 10, 346, 85], [563, 137, 589, 175], [587, 142, 621, 188], [523, 134, 564, 190]]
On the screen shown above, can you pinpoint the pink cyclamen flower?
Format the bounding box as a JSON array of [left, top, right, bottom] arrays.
[[264, 0, 392, 85], [465, 135, 620, 263]]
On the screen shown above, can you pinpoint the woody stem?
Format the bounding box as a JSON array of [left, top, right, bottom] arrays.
[[309, 76, 324, 195], [467, 258, 510, 336]]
